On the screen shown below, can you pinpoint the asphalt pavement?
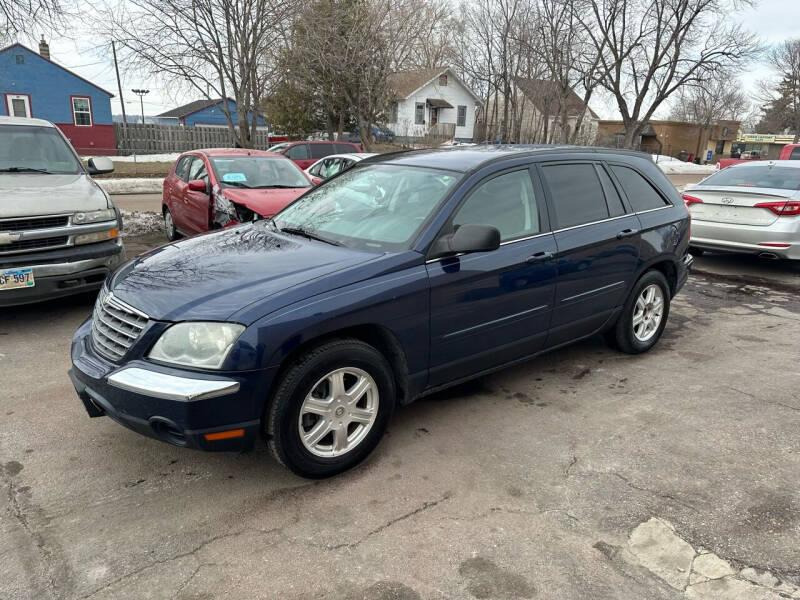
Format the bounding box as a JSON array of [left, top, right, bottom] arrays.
[[1, 263, 799, 599]]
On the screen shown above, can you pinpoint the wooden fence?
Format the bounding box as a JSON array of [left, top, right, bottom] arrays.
[[113, 123, 274, 155]]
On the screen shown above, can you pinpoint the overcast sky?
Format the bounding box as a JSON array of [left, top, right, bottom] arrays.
[[24, 0, 800, 120]]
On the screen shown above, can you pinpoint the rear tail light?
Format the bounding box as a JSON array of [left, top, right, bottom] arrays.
[[682, 194, 703, 207], [754, 201, 800, 216]]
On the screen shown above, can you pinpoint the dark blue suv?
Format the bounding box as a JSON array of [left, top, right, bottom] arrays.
[[70, 147, 692, 478]]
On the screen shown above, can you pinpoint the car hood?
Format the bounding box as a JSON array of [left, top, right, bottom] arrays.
[[110, 222, 381, 322], [0, 173, 109, 218], [223, 187, 310, 217]]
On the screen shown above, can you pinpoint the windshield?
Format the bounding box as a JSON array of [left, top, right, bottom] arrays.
[[210, 156, 310, 189], [273, 164, 462, 251], [702, 165, 800, 191], [0, 124, 82, 174], [267, 143, 289, 153]]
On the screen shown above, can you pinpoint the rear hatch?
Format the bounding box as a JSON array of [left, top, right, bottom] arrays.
[[686, 187, 799, 226]]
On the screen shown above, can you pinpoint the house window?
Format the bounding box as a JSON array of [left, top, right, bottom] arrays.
[[390, 102, 398, 124], [415, 102, 425, 125], [15, 54, 24, 64], [439, 74, 448, 86], [5, 94, 31, 118], [457, 105, 467, 127], [71, 97, 92, 126]]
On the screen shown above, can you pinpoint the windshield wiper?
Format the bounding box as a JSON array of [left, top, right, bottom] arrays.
[[255, 184, 308, 189], [223, 181, 253, 188], [279, 227, 342, 246], [0, 167, 52, 174]]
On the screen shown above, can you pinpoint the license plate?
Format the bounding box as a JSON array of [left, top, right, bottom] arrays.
[[0, 268, 35, 290]]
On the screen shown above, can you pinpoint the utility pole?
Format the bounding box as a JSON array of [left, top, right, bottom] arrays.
[[131, 89, 149, 125], [112, 41, 128, 127]]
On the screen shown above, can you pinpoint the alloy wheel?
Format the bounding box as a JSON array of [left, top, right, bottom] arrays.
[[632, 283, 664, 342]]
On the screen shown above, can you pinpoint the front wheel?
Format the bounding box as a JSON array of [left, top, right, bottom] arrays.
[[266, 339, 395, 478], [608, 270, 670, 354]]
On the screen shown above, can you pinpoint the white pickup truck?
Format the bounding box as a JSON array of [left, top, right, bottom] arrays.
[[0, 115, 124, 306]]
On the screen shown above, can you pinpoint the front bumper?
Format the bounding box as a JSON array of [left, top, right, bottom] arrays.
[[0, 239, 124, 307], [70, 318, 275, 452], [691, 218, 800, 260]]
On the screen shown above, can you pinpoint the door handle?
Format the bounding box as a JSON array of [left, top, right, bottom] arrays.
[[526, 251, 554, 264], [616, 228, 639, 240]]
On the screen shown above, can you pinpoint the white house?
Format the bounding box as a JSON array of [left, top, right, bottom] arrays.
[[386, 67, 482, 142]]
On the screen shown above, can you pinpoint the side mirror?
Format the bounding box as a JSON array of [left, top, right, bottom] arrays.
[[87, 156, 114, 175], [431, 224, 501, 258], [311, 176, 323, 186], [188, 179, 208, 193]]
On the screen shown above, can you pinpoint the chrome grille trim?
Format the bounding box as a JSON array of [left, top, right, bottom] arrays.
[[91, 289, 149, 361]]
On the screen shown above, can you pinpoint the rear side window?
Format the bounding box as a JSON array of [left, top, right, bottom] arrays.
[[790, 147, 800, 160], [336, 143, 357, 153], [310, 143, 335, 159], [285, 144, 309, 160], [542, 163, 609, 229], [610, 165, 669, 212], [452, 169, 540, 242]]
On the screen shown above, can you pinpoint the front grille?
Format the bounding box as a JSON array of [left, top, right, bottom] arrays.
[[0, 236, 68, 253], [0, 215, 69, 232], [91, 290, 149, 361]]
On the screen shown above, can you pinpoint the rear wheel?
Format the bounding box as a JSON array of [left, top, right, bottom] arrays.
[[266, 339, 395, 478], [164, 206, 181, 241], [608, 270, 670, 354]]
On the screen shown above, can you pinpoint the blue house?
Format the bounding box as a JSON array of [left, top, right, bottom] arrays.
[[156, 98, 266, 128], [0, 40, 116, 154]]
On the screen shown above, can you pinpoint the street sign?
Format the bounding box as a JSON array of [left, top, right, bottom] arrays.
[[706, 150, 713, 161]]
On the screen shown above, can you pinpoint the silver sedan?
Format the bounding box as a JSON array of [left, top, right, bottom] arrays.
[[684, 160, 800, 260]]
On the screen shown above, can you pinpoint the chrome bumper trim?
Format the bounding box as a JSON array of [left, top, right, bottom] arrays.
[[28, 252, 122, 277], [107, 367, 240, 402]]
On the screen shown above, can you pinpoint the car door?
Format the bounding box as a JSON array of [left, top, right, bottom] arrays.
[[426, 166, 558, 387], [182, 156, 212, 233], [169, 155, 193, 232], [285, 143, 312, 169], [538, 161, 641, 347]]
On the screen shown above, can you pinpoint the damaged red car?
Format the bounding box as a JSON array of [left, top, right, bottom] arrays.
[[162, 148, 313, 240]]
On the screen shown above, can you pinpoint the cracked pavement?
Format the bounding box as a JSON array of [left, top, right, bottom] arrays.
[[1, 265, 799, 599]]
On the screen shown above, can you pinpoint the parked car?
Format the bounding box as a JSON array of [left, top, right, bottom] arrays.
[[267, 141, 363, 170], [343, 125, 395, 144], [70, 146, 691, 478], [304, 153, 377, 182], [716, 144, 800, 170], [0, 116, 123, 307], [162, 149, 313, 240], [684, 160, 800, 260]]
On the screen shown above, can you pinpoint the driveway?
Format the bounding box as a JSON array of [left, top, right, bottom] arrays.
[[1, 264, 798, 599]]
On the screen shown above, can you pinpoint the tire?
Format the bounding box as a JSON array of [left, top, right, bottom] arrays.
[[688, 246, 704, 257], [163, 206, 181, 241], [266, 339, 395, 478], [609, 270, 670, 354]]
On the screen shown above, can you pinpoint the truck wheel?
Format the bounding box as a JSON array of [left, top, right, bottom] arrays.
[[266, 339, 395, 478], [609, 270, 671, 354], [164, 206, 181, 241]]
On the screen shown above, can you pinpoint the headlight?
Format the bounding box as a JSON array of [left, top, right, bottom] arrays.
[[148, 322, 245, 369], [74, 228, 119, 245], [73, 208, 116, 224]]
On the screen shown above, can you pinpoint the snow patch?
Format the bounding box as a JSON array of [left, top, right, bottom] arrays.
[[121, 210, 163, 237], [83, 153, 181, 163], [653, 155, 716, 175], [96, 178, 163, 195]]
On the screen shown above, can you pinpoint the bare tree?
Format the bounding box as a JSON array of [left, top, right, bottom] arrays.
[[1, 0, 67, 38], [755, 39, 800, 142], [101, 0, 292, 147], [670, 73, 750, 125], [579, 0, 759, 148]]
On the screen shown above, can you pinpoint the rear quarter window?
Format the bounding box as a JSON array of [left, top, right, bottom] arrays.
[[610, 165, 669, 212], [336, 143, 358, 153], [541, 163, 609, 229]]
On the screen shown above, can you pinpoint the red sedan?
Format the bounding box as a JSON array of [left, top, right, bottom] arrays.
[[162, 149, 313, 240]]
